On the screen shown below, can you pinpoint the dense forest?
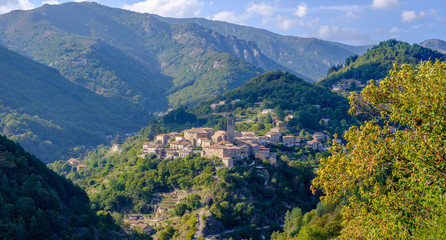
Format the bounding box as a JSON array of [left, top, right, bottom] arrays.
[[0, 134, 128, 239], [319, 39, 446, 88]]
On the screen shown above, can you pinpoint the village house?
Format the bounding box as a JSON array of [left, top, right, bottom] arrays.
[[273, 120, 285, 128], [313, 132, 328, 141], [285, 114, 294, 122], [261, 108, 273, 114], [282, 136, 295, 146], [77, 164, 88, 170], [197, 138, 212, 147], [169, 139, 192, 151], [183, 128, 214, 145], [142, 142, 164, 158], [212, 130, 228, 143], [165, 149, 179, 159], [67, 158, 80, 166], [266, 127, 282, 143], [155, 134, 170, 145], [178, 149, 194, 158], [210, 100, 226, 109], [203, 141, 244, 161], [111, 144, 120, 153], [320, 118, 330, 125], [332, 85, 342, 91], [306, 139, 324, 150]]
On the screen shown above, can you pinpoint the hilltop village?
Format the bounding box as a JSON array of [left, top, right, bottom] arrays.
[[138, 117, 333, 167]]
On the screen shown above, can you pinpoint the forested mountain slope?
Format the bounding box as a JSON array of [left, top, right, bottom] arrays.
[[0, 46, 147, 163], [318, 39, 446, 89], [0, 135, 125, 239], [0, 2, 295, 108]]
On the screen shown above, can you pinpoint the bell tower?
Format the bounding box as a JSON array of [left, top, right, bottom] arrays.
[[227, 116, 235, 142]]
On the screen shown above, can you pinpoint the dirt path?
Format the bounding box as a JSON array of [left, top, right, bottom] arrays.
[[194, 209, 206, 239]]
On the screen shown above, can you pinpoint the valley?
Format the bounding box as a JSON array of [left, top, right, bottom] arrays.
[[1, 1, 446, 240]]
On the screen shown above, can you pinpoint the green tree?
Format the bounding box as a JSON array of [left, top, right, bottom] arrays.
[[313, 61, 446, 239], [174, 203, 187, 216], [186, 194, 201, 211], [159, 226, 175, 240], [283, 207, 303, 237], [274, 106, 285, 121]]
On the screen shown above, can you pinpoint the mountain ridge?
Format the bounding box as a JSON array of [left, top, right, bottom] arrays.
[[0, 2, 298, 108], [154, 15, 371, 81]]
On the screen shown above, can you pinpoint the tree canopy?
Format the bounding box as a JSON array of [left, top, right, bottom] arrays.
[[313, 60, 446, 239]]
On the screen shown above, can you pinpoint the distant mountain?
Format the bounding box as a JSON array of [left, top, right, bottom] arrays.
[[0, 46, 146, 162], [0, 134, 123, 239], [156, 16, 371, 81], [420, 39, 446, 54], [318, 39, 446, 89], [0, 2, 298, 108]]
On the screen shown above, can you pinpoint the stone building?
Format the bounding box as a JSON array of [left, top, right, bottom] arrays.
[[203, 142, 243, 160]]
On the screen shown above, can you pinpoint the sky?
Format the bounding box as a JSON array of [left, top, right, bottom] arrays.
[[1, 0, 445, 46]]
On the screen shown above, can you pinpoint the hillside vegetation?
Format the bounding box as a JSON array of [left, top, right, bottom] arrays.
[[50, 70, 357, 238], [194, 71, 356, 136], [314, 60, 446, 239], [0, 46, 146, 162], [318, 39, 446, 88], [0, 134, 130, 239], [0, 2, 283, 109]]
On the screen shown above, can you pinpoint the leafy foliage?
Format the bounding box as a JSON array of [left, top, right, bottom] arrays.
[[313, 61, 446, 239], [0, 135, 123, 239]]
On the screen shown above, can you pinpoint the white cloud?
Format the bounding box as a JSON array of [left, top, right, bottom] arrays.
[[372, 0, 399, 9], [318, 5, 366, 12], [0, 0, 34, 14], [401, 10, 425, 22], [294, 3, 307, 18], [274, 15, 298, 30], [42, 1, 59, 4], [317, 25, 371, 45], [246, 2, 275, 17], [436, 17, 446, 22], [389, 27, 401, 33], [211, 2, 276, 24], [211, 11, 248, 23], [264, 15, 319, 30], [123, 0, 204, 18]]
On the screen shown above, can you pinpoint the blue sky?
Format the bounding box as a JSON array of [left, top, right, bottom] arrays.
[[1, 0, 445, 45]]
